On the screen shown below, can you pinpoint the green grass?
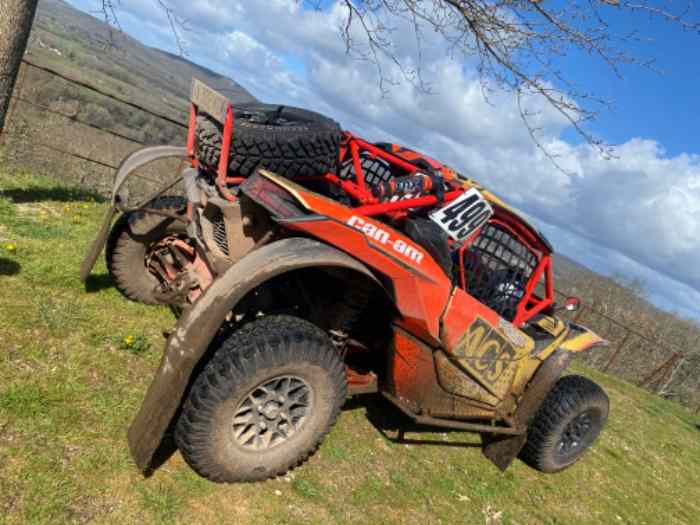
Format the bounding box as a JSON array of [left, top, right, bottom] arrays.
[[1, 169, 699, 524]]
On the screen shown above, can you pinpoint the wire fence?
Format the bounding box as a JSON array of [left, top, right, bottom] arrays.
[[551, 289, 696, 409], [1, 56, 698, 412], [1, 56, 187, 197]]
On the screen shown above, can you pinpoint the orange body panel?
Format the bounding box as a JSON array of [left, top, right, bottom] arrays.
[[440, 287, 536, 401], [277, 208, 451, 343], [386, 329, 423, 408]]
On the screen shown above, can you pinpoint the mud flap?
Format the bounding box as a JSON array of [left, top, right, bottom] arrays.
[[79, 145, 188, 282], [481, 350, 572, 471], [482, 433, 527, 471], [80, 206, 117, 282]]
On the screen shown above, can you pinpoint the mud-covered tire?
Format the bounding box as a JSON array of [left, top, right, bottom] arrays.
[[520, 375, 609, 473], [175, 315, 347, 483], [196, 104, 342, 179], [106, 196, 188, 305]]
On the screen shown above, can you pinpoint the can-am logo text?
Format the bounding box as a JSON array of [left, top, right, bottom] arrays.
[[347, 216, 424, 265]]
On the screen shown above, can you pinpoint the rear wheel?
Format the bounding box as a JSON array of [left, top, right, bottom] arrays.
[[106, 196, 190, 305], [175, 315, 347, 483], [520, 375, 609, 473]]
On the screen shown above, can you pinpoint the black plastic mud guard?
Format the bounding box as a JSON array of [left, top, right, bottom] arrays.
[[482, 350, 572, 471], [79, 146, 187, 282]]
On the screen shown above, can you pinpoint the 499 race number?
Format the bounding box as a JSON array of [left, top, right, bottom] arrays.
[[429, 188, 494, 242]]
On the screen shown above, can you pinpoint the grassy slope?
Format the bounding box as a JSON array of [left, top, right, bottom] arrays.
[[0, 170, 699, 525]]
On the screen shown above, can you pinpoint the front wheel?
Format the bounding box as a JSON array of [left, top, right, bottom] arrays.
[[175, 315, 347, 483], [520, 375, 609, 473]]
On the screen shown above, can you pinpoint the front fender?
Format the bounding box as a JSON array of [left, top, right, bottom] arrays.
[[482, 350, 572, 471], [79, 146, 188, 282], [559, 323, 608, 353], [481, 323, 607, 471], [127, 237, 387, 473]]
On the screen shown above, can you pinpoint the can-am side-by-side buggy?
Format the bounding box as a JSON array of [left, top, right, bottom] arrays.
[[81, 80, 610, 483]]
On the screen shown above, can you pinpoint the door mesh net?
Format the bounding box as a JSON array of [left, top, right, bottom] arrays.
[[460, 222, 539, 321]]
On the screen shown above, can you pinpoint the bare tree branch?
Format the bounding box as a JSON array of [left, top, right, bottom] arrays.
[[99, 0, 700, 168], [99, 0, 188, 55], [155, 0, 189, 56], [330, 0, 698, 164]]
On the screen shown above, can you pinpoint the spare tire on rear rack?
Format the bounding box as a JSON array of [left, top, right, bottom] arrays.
[[196, 103, 342, 179]]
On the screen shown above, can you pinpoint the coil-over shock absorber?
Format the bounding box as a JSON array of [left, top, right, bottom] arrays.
[[327, 275, 375, 357]]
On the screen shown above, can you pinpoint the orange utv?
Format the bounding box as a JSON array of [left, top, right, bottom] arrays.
[[81, 81, 609, 483]]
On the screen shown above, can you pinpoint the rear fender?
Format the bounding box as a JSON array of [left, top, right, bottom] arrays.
[[80, 146, 188, 282], [127, 237, 389, 473], [243, 170, 453, 344], [110, 146, 188, 204]]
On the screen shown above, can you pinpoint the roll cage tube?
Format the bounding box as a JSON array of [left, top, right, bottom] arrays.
[[490, 206, 554, 327], [246, 167, 554, 329]]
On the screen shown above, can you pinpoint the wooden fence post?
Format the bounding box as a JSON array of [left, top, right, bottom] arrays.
[[603, 331, 631, 373], [639, 353, 682, 392]]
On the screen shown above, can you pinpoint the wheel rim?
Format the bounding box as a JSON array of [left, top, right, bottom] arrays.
[[556, 409, 597, 460], [145, 235, 194, 284], [232, 375, 313, 451], [238, 109, 299, 128]]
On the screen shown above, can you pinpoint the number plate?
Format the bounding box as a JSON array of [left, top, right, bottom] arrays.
[[429, 188, 494, 242]]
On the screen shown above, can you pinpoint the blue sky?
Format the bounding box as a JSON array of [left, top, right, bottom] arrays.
[[64, 0, 700, 321], [561, 11, 700, 156]]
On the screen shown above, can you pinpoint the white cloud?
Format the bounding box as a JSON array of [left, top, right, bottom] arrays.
[[538, 219, 700, 320], [69, 0, 700, 319], [224, 31, 281, 72]]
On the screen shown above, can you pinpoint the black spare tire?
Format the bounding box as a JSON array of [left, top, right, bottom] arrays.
[[196, 103, 342, 179]]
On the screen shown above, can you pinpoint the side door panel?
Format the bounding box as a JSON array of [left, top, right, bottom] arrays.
[[440, 288, 534, 401]]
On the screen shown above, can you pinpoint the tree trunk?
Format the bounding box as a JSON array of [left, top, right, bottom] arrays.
[[0, 0, 39, 134]]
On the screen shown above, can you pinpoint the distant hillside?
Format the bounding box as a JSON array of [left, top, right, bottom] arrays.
[[0, 0, 257, 196], [2, 0, 257, 181], [552, 252, 600, 285], [28, 0, 256, 123]]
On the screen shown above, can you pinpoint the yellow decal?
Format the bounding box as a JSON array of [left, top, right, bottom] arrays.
[[454, 318, 517, 387], [257, 169, 311, 210], [560, 328, 608, 353]]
